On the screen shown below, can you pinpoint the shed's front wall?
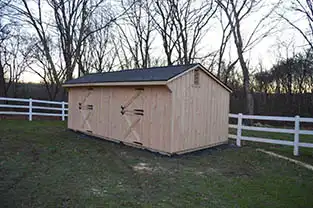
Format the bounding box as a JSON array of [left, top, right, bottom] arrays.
[[68, 86, 172, 153], [167, 68, 230, 153]]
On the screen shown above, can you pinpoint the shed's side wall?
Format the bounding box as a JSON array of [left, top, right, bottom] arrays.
[[68, 86, 172, 153], [167, 68, 230, 153]]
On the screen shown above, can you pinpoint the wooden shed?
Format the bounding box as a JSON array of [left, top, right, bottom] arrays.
[[63, 63, 231, 155]]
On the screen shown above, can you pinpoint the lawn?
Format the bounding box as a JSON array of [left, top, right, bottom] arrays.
[[229, 127, 313, 165], [1, 120, 313, 207]]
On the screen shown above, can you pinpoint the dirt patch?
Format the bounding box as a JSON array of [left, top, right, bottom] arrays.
[[90, 188, 108, 196], [132, 162, 166, 174], [132, 163, 153, 172], [195, 167, 218, 176], [195, 171, 204, 175]]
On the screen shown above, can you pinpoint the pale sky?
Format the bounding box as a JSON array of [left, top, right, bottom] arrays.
[[19, 0, 310, 83]]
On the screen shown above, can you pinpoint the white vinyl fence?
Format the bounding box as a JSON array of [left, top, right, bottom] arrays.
[[1, 96, 312, 156], [0, 97, 68, 121], [229, 113, 313, 156]]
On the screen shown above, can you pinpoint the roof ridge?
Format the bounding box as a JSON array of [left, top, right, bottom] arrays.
[[84, 63, 199, 76], [114, 63, 198, 71]]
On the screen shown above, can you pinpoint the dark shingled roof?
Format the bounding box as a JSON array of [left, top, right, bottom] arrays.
[[65, 63, 199, 85]]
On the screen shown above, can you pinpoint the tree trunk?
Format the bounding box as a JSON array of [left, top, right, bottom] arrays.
[[0, 59, 6, 97], [238, 53, 254, 115], [287, 72, 292, 95], [225, 0, 254, 116]]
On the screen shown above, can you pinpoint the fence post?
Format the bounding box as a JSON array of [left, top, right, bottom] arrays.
[[293, 115, 300, 156], [236, 113, 243, 147], [28, 98, 32, 121], [61, 101, 65, 121]]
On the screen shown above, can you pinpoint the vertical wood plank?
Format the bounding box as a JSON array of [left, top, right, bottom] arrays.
[[66, 67, 230, 154], [167, 68, 230, 153]]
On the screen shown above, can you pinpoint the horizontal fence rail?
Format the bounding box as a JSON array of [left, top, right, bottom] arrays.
[[1, 97, 312, 156], [229, 113, 313, 156], [0, 97, 68, 121]]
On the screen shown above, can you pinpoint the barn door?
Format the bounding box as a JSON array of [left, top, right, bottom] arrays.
[[121, 88, 144, 145], [78, 88, 94, 133]]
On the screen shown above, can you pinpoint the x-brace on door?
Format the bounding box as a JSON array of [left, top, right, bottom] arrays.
[[120, 88, 144, 145], [78, 88, 94, 133]]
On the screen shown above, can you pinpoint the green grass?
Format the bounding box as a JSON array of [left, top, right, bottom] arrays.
[[229, 128, 313, 165], [1, 120, 313, 207]]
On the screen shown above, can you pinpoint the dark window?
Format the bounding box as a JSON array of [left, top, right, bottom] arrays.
[[78, 103, 82, 109], [194, 69, 200, 85], [87, 104, 93, 110]]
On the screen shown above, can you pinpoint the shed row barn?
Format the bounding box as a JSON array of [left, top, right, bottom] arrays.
[[63, 63, 232, 155]]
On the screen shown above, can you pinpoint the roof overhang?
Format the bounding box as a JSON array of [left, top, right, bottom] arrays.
[[63, 64, 232, 93], [63, 81, 167, 88]]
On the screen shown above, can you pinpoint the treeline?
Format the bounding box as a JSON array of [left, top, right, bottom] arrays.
[[231, 93, 313, 117], [232, 50, 313, 116], [4, 48, 313, 116], [4, 82, 312, 117], [254, 50, 313, 94]]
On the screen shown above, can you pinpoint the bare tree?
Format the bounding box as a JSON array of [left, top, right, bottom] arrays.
[[12, 0, 62, 89], [254, 61, 273, 93], [172, 0, 217, 64], [279, 0, 313, 50], [12, 0, 131, 81], [0, 56, 6, 97], [7, 0, 133, 100], [26, 34, 65, 100], [0, 0, 28, 97], [255, 49, 313, 95], [78, 13, 116, 73], [1, 32, 30, 97], [216, 0, 281, 115], [114, 0, 155, 69], [211, 8, 239, 80], [0, 0, 11, 97], [47, 0, 121, 79], [48, 0, 90, 80], [151, 0, 176, 65], [215, 9, 231, 78], [78, 31, 114, 74], [111, 34, 133, 69], [151, 0, 216, 65]]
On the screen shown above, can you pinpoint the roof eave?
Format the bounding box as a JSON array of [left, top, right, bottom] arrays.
[[63, 80, 168, 88], [197, 64, 233, 93]]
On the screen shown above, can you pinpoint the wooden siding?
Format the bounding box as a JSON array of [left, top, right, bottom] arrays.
[[68, 86, 172, 153], [167, 67, 230, 153], [67, 67, 230, 154]]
